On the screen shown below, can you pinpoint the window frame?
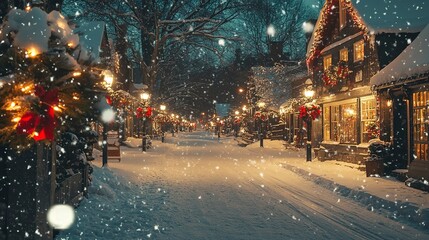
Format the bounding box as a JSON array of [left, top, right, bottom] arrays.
[[353, 40, 364, 62], [323, 54, 332, 71], [360, 96, 377, 143], [323, 99, 358, 144], [340, 48, 348, 62]]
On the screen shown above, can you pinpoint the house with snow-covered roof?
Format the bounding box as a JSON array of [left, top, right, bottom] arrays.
[[73, 21, 112, 67], [370, 23, 429, 182], [306, 0, 429, 166]]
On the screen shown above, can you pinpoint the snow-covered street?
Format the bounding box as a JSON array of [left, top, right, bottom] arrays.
[[57, 131, 429, 240]]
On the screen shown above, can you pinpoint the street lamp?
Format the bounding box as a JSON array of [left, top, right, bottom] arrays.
[[141, 92, 150, 152], [102, 70, 114, 167], [304, 78, 315, 162], [160, 104, 166, 143], [257, 101, 266, 148]]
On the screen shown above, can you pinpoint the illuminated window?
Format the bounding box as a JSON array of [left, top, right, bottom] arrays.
[[323, 55, 332, 71], [340, 48, 348, 62], [413, 91, 429, 161], [361, 97, 377, 143], [354, 40, 364, 62], [339, 0, 347, 29], [355, 70, 363, 82], [323, 100, 358, 144]]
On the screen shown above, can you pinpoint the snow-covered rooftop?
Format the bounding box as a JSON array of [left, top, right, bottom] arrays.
[[74, 21, 106, 64], [306, 0, 429, 60], [370, 23, 429, 87], [352, 0, 429, 34]]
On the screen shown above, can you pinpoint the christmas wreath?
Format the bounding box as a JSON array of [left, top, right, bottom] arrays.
[[299, 103, 321, 122], [322, 60, 349, 89]]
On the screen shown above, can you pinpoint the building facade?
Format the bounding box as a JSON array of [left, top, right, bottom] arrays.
[[306, 0, 428, 164]]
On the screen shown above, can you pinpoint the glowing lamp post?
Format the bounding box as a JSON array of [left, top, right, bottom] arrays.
[[304, 79, 315, 162], [258, 101, 266, 148], [102, 71, 114, 166], [160, 104, 166, 143], [141, 92, 150, 152]]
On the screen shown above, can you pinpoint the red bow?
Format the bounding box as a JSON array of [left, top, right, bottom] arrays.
[[136, 107, 143, 118], [145, 107, 152, 117], [16, 86, 58, 141]]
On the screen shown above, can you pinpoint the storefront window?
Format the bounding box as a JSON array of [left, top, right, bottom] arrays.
[[331, 106, 340, 141], [323, 106, 330, 141], [323, 101, 357, 143], [341, 103, 357, 143], [413, 91, 429, 161], [361, 97, 377, 143]]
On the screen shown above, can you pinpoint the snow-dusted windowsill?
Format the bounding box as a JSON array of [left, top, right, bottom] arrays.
[[321, 141, 340, 145]]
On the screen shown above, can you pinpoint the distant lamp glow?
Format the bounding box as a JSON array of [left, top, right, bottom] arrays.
[[258, 102, 266, 108], [25, 5, 31, 12], [242, 105, 247, 111], [267, 25, 275, 37], [140, 92, 150, 100], [304, 89, 315, 98], [160, 104, 166, 111], [26, 47, 39, 58], [218, 39, 226, 46], [238, 88, 244, 93], [72, 71, 82, 77], [102, 70, 114, 87], [304, 78, 315, 98], [235, 111, 240, 116], [387, 100, 392, 107]]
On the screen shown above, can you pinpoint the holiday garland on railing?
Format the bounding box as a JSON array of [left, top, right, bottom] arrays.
[[299, 102, 321, 122], [322, 60, 349, 89]]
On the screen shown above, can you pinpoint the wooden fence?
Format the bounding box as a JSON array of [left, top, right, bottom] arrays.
[[1, 142, 89, 239]]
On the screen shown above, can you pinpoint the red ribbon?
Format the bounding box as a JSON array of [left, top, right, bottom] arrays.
[[16, 85, 58, 141]]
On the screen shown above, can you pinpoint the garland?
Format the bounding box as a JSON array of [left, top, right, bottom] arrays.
[[299, 103, 321, 122], [322, 60, 349, 88]]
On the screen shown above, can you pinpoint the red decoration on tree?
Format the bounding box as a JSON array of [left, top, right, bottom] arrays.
[[105, 94, 112, 105], [299, 103, 321, 122], [145, 107, 152, 117], [16, 85, 59, 141], [136, 107, 143, 119]]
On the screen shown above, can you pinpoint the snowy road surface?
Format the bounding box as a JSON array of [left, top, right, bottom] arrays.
[[57, 131, 429, 240]]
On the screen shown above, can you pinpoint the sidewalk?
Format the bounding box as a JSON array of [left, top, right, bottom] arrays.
[[247, 140, 429, 230]]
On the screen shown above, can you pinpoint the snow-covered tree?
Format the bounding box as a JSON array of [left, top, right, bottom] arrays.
[[248, 62, 307, 110], [63, 0, 244, 95]]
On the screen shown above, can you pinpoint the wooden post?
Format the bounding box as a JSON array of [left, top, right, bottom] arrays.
[[4, 142, 56, 239]]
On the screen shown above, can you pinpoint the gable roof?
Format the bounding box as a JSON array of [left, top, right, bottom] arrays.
[[306, 0, 429, 67], [370, 23, 429, 87], [74, 21, 107, 64]]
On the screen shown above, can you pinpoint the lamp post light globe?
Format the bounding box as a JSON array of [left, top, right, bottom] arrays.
[[160, 104, 166, 111], [141, 92, 150, 101], [267, 25, 275, 38]]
